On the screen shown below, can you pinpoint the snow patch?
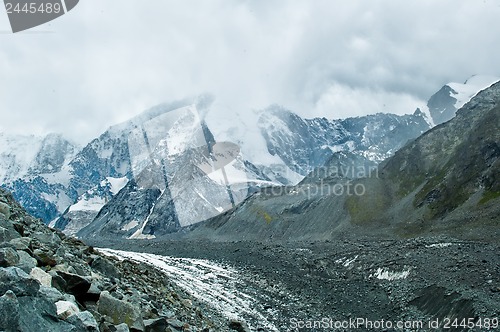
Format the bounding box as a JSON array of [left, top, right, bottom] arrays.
[[447, 75, 499, 110], [68, 196, 106, 212], [371, 268, 411, 281], [106, 176, 128, 195], [426, 242, 453, 248]]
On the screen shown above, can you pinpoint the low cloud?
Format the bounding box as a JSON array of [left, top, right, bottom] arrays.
[[0, 0, 499, 143]]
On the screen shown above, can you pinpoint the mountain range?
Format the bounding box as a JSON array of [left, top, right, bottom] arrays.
[[0, 75, 498, 240], [188, 79, 500, 242]]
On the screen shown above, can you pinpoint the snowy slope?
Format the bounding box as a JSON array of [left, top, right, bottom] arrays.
[[428, 75, 499, 125], [0, 133, 44, 183], [448, 75, 499, 109]]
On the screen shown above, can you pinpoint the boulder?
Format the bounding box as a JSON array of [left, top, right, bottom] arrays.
[[17, 295, 74, 332], [0, 226, 19, 243], [66, 311, 99, 332], [56, 270, 91, 298], [33, 250, 57, 267], [144, 317, 167, 332], [97, 291, 144, 331], [0, 290, 20, 331], [38, 285, 65, 302], [91, 256, 121, 279], [32, 231, 61, 249], [30, 267, 52, 287], [9, 237, 31, 251], [114, 323, 131, 332], [0, 267, 40, 296], [0, 247, 20, 267], [55, 300, 80, 320], [16, 250, 37, 272], [0, 202, 10, 220]]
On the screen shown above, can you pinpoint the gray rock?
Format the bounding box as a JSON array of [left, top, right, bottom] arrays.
[[97, 291, 144, 331], [91, 256, 121, 279], [0, 267, 40, 296], [32, 231, 62, 249], [38, 285, 65, 302], [0, 290, 20, 331], [66, 310, 99, 332], [0, 202, 10, 220], [0, 226, 17, 243], [17, 295, 74, 332], [16, 250, 37, 272], [0, 247, 19, 267], [114, 323, 131, 332], [9, 237, 31, 250]]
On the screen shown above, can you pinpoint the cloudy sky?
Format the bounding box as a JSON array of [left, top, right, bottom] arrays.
[[1, 0, 499, 144]]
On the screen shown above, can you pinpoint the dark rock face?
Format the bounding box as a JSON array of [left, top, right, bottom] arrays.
[[258, 105, 431, 175], [0, 187, 232, 331], [427, 85, 458, 125]]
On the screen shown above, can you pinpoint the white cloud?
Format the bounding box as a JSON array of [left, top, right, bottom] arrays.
[[0, 0, 499, 144]]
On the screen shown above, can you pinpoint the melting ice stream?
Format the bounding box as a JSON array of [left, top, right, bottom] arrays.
[[98, 248, 280, 331]]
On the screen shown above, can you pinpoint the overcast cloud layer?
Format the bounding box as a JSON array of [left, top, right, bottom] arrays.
[[1, 0, 500, 144]]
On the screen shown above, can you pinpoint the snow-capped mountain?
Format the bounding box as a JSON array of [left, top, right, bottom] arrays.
[[0, 133, 79, 221], [2, 75, 498, 239], [77, 102, 431, 239], [258, 105, 431, 176], [427, 75, 499, 125], [77, 104, 287, 239]]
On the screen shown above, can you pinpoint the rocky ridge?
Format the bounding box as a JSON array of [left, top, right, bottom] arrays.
[[0, 187, 238, 332]]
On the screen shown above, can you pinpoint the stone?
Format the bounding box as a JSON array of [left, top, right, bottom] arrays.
[[32, 231, 61, 249], [17, 295, 74, 331], [56, 270, 91, 298], [97, 291, 144, 331], [144, 317, 167, 332], [9, 237, 31, 250], [16, 250, 37, 272], [55, 300, 80, 320], [30, 267, 52, 287], [38, 285, 65, 302], [0, 247, 20, 267], [0, 202, 10, 220], [66, 311, 99, 332], [0, 290, 20, 331], [114, 323, 131, 332], [0, 267, 40, 296], [0, 226, 17, 242], [34, 250, 57, 267], [91, 256, 121, 279], [49, 270, 67, 292]]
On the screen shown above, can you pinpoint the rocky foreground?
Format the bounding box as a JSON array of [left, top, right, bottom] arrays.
[[0, 188, 244, 332], [98, 237, 500, 332]]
